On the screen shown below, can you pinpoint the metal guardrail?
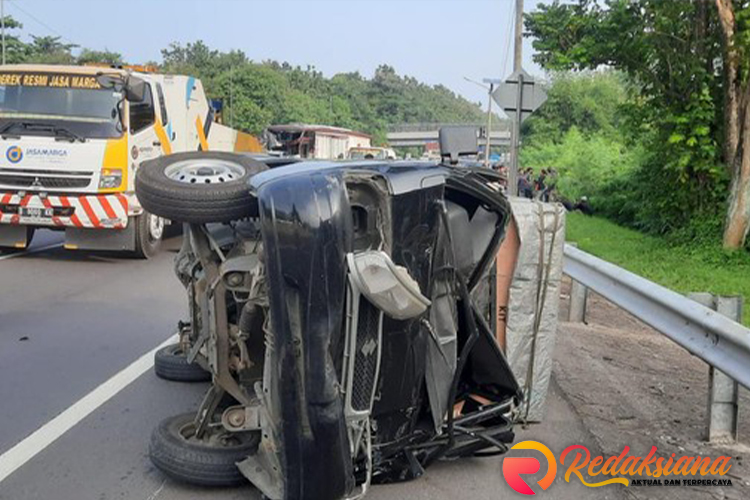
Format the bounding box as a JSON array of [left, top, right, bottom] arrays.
[[562, 243, 750, 390]]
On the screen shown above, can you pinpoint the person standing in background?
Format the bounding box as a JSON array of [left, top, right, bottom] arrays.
[[535, 169, 548, 200]]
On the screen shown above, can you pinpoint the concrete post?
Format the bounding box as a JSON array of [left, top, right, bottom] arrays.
[[688, 293, 743, 443]]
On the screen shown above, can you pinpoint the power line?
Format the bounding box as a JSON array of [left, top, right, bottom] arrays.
[[7, 0, 77, 46]]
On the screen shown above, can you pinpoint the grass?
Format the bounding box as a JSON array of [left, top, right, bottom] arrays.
[[566, 212, 750, 325]]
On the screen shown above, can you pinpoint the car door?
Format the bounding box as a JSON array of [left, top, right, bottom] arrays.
[[129, 82, 161, 169]]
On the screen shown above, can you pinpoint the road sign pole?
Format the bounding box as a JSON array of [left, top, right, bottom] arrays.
[[508, 72, 524, 196], [492, 70, 546, 194]]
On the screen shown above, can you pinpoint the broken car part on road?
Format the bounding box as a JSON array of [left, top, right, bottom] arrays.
[[135, 150, 522, 500]]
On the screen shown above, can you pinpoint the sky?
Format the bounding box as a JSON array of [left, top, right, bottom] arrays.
[[2, 0, 546, 107]]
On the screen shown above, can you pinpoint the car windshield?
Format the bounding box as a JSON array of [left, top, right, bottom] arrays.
[[349, 149, 386, 160], [0, 72, 123, 139]]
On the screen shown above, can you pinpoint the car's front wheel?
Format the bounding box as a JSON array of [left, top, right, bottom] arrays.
[[149, 412, 260, 487]]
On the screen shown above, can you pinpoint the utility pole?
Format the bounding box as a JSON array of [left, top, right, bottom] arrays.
[[492, 1, 546, 197], [2, 0, 6, 66], [465, 76, 498, 168], [229, 68, 234, 128], [485, 83, 494, 167], [508, 0, 524, 195], [513, 0, 524, 72]]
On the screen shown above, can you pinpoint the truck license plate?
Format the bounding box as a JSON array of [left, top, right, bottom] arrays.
[[19, 207, 53, 219]]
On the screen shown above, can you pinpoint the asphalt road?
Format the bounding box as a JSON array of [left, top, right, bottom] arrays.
[[0, 229, 624, 500]]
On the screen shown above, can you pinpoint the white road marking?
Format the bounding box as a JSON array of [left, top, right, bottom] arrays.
[[0, 242, 63, 261], [145, 478, 167, 500], [0, 333, 179, 484]]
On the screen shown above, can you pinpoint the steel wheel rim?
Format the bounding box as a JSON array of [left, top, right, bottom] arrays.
[[148, 213, 164, 242], [165, 159, 246, 185], [177, 420, 248, 449]]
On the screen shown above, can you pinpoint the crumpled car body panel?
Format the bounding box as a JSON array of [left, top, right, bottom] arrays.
[[255, 170, 354, 500]]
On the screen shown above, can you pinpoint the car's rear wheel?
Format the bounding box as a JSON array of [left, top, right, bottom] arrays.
[[135, 152, 268, 224], [149, 412, 260, 487], [154, 344, 211, 382]]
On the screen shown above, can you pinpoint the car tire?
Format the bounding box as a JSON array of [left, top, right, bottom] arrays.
[[149, 412, 260, 487], [154, 344, 211, 382], [133, 211, 163, 259], [135, 152, 268, 224]]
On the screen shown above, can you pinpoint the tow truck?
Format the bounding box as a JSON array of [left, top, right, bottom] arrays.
[[0, 64, 263, 257]]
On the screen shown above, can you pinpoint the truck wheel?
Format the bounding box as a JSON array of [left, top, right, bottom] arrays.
[[133, 211, 163, 259], [135, 152, 268, 224], [154, 344, 211, 382], [149, 412, 260, 487]]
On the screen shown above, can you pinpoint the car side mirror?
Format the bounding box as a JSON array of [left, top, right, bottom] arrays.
[[125, 77, 147, 103], [439, 126, 478, 165]]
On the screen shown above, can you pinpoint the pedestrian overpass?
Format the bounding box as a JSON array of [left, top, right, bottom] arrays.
[[386, 123, 511, 148]]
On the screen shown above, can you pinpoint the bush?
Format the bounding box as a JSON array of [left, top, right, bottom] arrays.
[[521, 127, 641, 201]]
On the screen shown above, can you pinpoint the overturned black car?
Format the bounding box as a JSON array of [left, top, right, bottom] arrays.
[[135, 149, 522, 500]]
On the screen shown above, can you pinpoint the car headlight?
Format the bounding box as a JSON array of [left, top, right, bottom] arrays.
[[347, 251, 431, 320], [99, 169, 123, 189]]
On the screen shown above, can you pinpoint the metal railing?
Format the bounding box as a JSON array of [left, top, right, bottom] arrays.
[[562, 243, 750, 442]]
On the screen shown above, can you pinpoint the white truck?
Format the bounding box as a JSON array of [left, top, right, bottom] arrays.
[[0, 64, 263, 257]]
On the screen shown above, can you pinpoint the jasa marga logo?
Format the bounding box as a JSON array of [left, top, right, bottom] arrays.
[[6, 145, 22, 163]]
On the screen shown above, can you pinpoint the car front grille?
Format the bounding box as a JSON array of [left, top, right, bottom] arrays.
[[0, 174, 90, 189], [351, 298, 380, 412]]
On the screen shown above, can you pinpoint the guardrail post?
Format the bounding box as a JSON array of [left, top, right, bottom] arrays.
[[688, 293, 742, 443], [569, 279, 588, 323], [567, 244, 588, 323]]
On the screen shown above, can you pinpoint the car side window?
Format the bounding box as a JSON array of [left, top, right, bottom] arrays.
[[130, 84, 155, 133], [156, 83, 168, 126]]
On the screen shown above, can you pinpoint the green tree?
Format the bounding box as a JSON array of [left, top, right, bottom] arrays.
[[77, 49, 124, 66], [0, 15, 28, 64], [26, 35, 78, 64], [522, 71, 627, 144], [159, 42, 486, 143], [526, 0, 747, 245]]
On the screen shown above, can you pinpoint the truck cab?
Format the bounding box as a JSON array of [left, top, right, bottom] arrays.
[[0, 64, 262, 257]]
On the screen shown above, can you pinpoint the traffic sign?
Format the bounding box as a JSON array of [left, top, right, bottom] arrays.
[[490, 68, 547, 196], [491, 69, 547, 122]]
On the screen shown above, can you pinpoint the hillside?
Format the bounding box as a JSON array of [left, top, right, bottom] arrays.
[[160, 42, 488, 143]]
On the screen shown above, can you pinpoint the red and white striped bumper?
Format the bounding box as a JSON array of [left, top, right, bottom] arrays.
[[0, 192, 130, 229]]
